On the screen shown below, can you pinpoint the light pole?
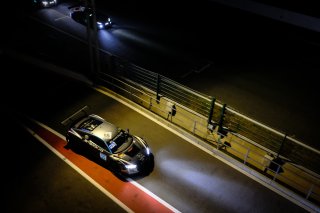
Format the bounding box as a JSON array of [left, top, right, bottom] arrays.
[[86, 0, 100, 82]]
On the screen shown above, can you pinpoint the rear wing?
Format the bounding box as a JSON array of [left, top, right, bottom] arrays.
[[61, 105, 90, 127]]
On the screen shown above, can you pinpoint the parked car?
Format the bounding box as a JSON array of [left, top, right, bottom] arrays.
[[70, 6, 112, 30], [64, 113, 153, 176], [33, 0, 58, 8]]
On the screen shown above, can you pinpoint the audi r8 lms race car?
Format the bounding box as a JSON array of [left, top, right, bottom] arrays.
[[63, 111, 153, 176], [33, 0, 58, 8], [69, 6, 112, 30]]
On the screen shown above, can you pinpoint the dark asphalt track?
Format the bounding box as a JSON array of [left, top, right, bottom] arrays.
[[1, 1, 319, 212], [0, 54, 310, 212]]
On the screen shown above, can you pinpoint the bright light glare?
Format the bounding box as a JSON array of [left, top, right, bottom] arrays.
[[113, 29, 168, 53], [125, 164, 138, 174], [125, 164, 137, 169], [97, 22, 103, 29], [157, 155, 245, 212], [146, 147, 150, 155]]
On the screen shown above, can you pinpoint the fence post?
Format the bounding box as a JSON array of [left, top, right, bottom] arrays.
[[193, 121, 197, 134], [218, 104, 226, 126], [156, 74, 161, 103], [149, 97, 153, 109], [244, 148, 250, 165], [207, 97, 216, 125], [218, 104, 227, 137]]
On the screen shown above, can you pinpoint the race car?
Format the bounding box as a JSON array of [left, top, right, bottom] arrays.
[[33, 0, 58, 8], [69, 6, 113, 30], [63, 111, 153, 176]]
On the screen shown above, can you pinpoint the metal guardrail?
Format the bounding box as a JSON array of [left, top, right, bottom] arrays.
[[96, 70, 320, 209], [6, 14, 319, 209], [225, 107, 320, 174], [98, 53, 320, 209], [109, 55, 320, 175]]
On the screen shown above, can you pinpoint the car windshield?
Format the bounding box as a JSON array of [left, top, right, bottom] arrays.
[[78, 117, 102, 131], [108, 130, 133, 153]]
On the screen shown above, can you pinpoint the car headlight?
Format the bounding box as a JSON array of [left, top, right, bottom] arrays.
[[146, 147, 150, 155], [125, 164, 136, 169], [97, 22, 104, 29], [125, 164, 138, 174]]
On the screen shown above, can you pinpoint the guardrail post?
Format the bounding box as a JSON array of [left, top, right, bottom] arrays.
[[244, 148, 250, 165], [218, 104, 227, 136], [156, 74, 161, 103], [193, 121, 197, 134], [207, 97, 216, 130], [148, 97, 153, 109], [218, 103, 226, 127]]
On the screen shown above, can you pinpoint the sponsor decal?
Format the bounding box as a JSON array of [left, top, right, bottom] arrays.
[[100, 152, 107, 161]]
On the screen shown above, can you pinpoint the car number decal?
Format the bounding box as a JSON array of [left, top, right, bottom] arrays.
[[104, 132, 112, 140], [109, 141, 116, 149], [100, 152, 107, 161]]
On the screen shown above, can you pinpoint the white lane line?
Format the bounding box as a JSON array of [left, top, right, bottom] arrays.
[[27, 118, 181, 213], [128, 179, 181, 213], [94, 87, 320, 213], [54, 16, 70, 21], [21, 122, 134, 213]]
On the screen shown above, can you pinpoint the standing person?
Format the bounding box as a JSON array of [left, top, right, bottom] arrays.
[[166, 102, 176, 121]]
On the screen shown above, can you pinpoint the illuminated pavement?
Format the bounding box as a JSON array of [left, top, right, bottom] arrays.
[[1, 1, 318, 212], [1, 55, 311, 213]]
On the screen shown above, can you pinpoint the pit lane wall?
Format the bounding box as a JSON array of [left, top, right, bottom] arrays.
[[98, 53, 320, 211]]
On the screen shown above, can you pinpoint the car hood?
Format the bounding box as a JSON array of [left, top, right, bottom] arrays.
[[119, 137, 148, 161]]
